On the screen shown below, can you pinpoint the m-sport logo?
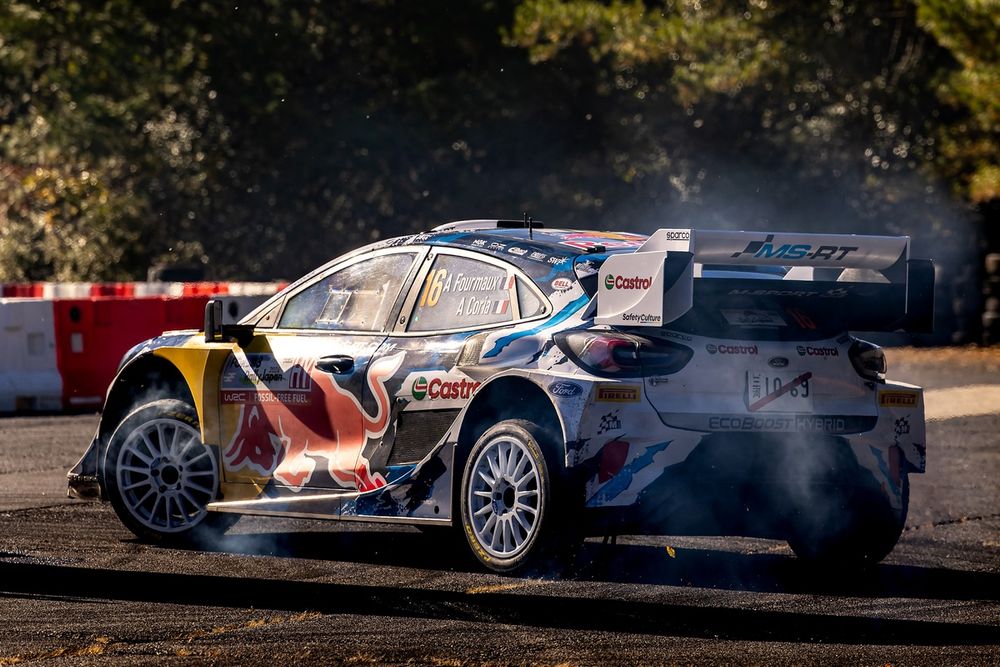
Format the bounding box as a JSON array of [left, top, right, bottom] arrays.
[[730, 234, 858, 261], [604, 274, 653, 290]]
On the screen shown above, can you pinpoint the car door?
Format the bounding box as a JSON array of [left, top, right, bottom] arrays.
[[359, 249, 551, 483], [218, 248, 424, 494]]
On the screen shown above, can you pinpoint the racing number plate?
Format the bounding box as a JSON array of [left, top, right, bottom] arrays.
[[746, 370, 813, 413]]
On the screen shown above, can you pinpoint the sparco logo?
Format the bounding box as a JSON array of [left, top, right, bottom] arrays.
[[795, 345, 839, 357], [706, 343, 758, 355], [604, 274, 653, 290], [730, 234, 858, 261]]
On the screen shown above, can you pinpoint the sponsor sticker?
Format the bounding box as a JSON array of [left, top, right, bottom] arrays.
[[549, 381, 583, 398], [604, 274, 653, 290], [220, 354, 315, 404], [879, 390, 920, 407], [708, 415, 848, 432], [795, 345, 839, 357], [705, 343, 758, 355], [768, 356, 789, 368], [411, 376, 428, 400], [551, 277, 574, 292], [596, 385, 641, 403], [405, 372, 480, 402], [722, 309, 786, 327], [620, 312, 662, 325], [597, 410, 622, 435], [729, 234, 858, 262]]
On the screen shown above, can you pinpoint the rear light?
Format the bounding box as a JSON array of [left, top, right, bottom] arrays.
[[849, 338, 886, 382], [554, 331, 693, 378]]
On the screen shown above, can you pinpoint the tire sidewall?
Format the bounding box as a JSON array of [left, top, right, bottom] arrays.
[[788, 473, 909, 567], [460, 420, 553, 573], [103, 398, 218, 543]]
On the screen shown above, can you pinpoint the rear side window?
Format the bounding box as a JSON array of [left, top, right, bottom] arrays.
[[408, 255, 516, 332], [517, 278, 545, 318], [279, 252, 416, 331]]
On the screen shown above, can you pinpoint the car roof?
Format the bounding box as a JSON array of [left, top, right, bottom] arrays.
[[376, 227, 648, 271]]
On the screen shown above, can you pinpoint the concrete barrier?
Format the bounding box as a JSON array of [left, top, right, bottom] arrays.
[[0, 299, 63, 412]]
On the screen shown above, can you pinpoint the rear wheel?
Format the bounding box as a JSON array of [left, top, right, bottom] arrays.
[[103, 398, 238, 543], [459, 419, 579, 573], [787, 474, 908, 568]]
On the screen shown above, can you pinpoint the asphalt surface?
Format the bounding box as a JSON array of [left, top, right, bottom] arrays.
[[1, 348, 998, 665]]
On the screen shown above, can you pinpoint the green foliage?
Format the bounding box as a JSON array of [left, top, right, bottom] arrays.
[[0, 0, 995, 282], [916, 0, 1000, 202]]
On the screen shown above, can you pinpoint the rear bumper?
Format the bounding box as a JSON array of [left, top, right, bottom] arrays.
[[569, 380, 923, 534], [583, 433, 906, 539]]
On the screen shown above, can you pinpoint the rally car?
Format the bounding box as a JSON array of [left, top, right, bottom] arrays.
[[68, 220, 933, 572]]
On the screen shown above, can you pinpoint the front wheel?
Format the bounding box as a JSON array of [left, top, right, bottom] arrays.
[[459, 419, 578, 574], [103, 398, 238, 543]]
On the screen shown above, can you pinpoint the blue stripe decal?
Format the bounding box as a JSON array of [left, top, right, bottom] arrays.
[[586, 441, 671, 507], [483, 294, 590, 358]]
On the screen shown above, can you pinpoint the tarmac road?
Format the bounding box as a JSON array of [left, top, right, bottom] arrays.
[[1, 348, 998, 665]]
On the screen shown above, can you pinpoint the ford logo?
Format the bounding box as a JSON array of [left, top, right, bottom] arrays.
[[549, 381, 583, 397], [768, 356, 789, 368]]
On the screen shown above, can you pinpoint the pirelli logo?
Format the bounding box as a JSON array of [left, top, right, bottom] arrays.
[[879, 390, 919, 408], [596, 385, 641, 403]]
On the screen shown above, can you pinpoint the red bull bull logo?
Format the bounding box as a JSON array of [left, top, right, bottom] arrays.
[[222, 352, 404, 492]]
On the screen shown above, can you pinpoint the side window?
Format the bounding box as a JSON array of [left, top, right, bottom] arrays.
[[278, 252, 416, 331], [408, 255, 517, 332], [517, 278, 545, 319]]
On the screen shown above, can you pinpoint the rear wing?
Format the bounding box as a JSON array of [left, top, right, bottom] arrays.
[[595, 229, 934, 333]]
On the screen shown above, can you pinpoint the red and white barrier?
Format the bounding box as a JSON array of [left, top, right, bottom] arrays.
[[0, 283, 282, 413]]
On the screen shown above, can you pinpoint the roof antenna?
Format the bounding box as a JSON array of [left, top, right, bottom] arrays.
[[524, 211, 534, 239]]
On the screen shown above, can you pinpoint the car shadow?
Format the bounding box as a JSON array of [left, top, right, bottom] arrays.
[[179, 527, 1000, 603], [0, 559, 997, 647]]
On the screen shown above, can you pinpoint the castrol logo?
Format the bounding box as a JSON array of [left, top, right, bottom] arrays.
[[604, 274, 653, 290]]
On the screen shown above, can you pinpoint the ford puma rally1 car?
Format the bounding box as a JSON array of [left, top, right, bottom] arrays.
[[68, 221, 933, 572]]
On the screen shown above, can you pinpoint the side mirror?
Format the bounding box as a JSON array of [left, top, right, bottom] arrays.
[[204, 299, 223, 343], [204, 299, 255, 347]]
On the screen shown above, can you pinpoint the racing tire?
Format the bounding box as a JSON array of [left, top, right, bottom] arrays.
[[787, 474, 909, 569], [459, 419, 580, 574], [103, 398, 239, 544]]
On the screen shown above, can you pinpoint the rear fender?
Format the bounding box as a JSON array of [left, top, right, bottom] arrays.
[[454, 369, 599, 467]]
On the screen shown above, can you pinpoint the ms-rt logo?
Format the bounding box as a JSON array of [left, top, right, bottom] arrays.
[[730, 235, 858, 261]]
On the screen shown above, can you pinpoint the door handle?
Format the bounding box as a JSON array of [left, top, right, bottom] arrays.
[[316, 355, 354, 374]]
